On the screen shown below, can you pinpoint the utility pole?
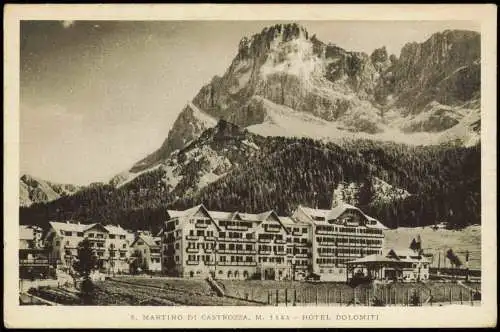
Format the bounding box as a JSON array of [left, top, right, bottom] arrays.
[[465, 250, 469, 282], [213, 237, 218, 280], [437, 251, 441, 271]]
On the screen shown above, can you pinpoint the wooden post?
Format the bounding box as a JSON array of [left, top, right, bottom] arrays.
[[293, 289, 296, 306], [470, 289, 473, 306], [315, 288, 318, 306], [326, 289, 329, 306], [430, 290, 432, 306], [407, 289, 410, 306], [353, 288, 356, 307], [267, 291, 271, 305], [340, 289, 343, 306], [275, 289, 279, 306], [449, 287, 452, 304], [285, 288, 288, 307], [460, 289, 463, 305]]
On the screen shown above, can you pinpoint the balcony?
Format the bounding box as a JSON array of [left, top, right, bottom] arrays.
[[275, 239, 286, 244], [318, 252, 337, 257], [217, 261, 256, 267], [219, 237, 254, 243], [88, 237, 106, 242], [258, 250, 272, 255], [186, 235, 199, 241], [205, 236, 216, 241], [258, 238, 272, 243], [274, 251, 287, 256], [186, 248, 198, 253], [218, 249, 256, 255], [186, 260, 199, 265], [263, 227, 281, 233], [195, 223, 208, 229], [317, 242, 337, 247], [20, 259, 50, 266], [226, 224, 248, 231]]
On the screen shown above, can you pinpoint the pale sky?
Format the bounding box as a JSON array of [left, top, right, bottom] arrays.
[[20, 20, 480, 185]]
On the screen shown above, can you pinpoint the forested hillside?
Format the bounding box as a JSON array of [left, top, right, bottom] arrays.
[[20, 129, 480, 232], [172, 137, 480, 229]]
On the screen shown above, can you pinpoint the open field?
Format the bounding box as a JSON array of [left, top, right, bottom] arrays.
[[95, 278, 265, 305], [22, 275, 481, 306]]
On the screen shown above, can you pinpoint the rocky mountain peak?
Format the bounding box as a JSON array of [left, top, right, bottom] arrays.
[[117, 26, 480, 185], [237, 23, 309, 61]]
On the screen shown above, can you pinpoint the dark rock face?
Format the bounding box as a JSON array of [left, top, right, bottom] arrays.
[[390, 30, 480, 114]]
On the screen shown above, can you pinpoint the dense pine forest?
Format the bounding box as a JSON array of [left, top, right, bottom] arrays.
[[20, 134, 480, 233]]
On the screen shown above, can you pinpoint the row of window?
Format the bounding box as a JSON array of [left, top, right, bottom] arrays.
[[258, 257, 284, 263], [316, 258, 351, 265], [318, 247, 380, 255], [59, 230, 127, 239], [188, 230, 215, 237], [186, 254, 255, 263], [316, 237, 382, 245], [287, 259, 309, 266], [286, 247, 309, 254], [258, 245, 284, 252], [285, 227, 309, 233], [258, 233, 283, 240], [315, 225, 382, 235], [218, 220, 253, 228]]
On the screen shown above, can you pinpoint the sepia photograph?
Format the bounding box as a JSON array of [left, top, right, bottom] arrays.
[[4, 4, 497, 329]]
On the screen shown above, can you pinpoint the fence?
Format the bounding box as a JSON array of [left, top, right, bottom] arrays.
[[254, 284, 481, 306]]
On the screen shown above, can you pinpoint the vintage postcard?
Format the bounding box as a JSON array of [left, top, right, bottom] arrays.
[[4, 3, 497, 329]]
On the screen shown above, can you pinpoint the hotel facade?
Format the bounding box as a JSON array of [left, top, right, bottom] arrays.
[[44, 221, 134, 273], [161, 202, 387, 281]]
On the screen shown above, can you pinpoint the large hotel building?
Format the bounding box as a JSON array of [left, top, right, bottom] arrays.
[[161, 202, 387, 281], [44, 221, 135, 273]]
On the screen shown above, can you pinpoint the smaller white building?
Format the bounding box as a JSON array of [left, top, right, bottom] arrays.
[[130, 234, 162, 273], [346, 248, 430, 282]]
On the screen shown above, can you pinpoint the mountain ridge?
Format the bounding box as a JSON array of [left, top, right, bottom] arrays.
[[19, 174, 83, 207], [117, 24, 479, 185], [20, 120, 480, 232]]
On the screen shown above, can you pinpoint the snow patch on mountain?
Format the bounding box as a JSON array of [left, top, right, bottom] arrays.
[[245, 97, 453, 146], [187, 101, 218, 128], [113, 164, 163, 189], [260, 33, 319, 79]]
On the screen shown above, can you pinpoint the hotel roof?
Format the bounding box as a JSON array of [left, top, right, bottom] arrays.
[[297, 203, 388, 230], [131, 234, 161, 247]]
